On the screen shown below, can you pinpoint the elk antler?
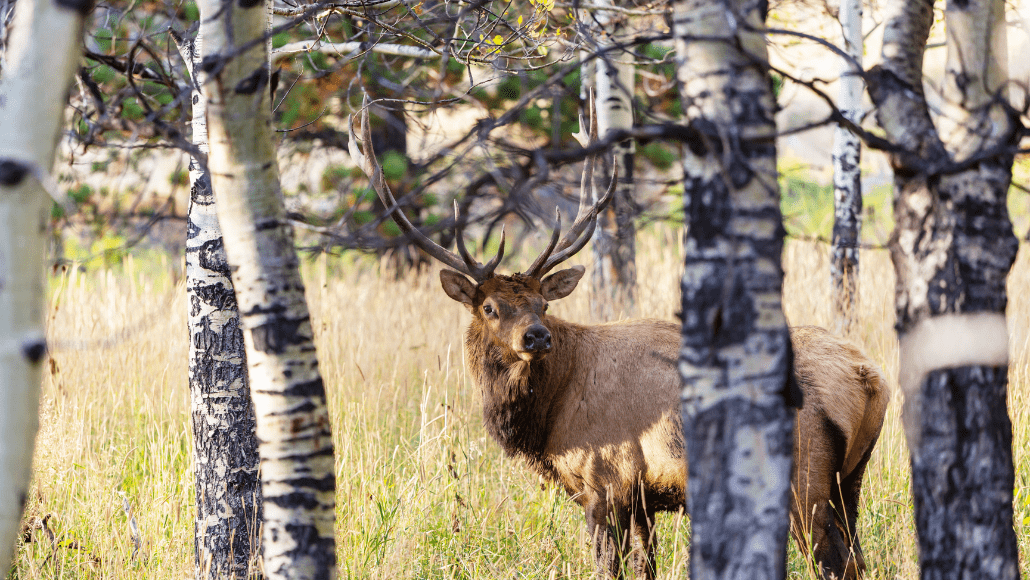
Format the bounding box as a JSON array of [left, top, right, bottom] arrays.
[[348, 101, 505, 283], [523, 93, 617, 279]]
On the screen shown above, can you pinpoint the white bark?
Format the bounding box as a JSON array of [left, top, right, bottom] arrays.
[[588, 0, 637, 318], [868, 1, 1021, 577], [831, 0, 862, 336], [198, 0, 337, 578], [673, 0, 795, 578], [177, 30, 263, 580], [272, 40, 437, 61], [0, 0, 89, 572]]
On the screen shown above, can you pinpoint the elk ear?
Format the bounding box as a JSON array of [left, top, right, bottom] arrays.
[[540, 265, 585, 300], [440, 270, 477, 309]]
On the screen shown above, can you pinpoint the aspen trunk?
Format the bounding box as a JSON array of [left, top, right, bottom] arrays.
[[673, 1, 797, 578], [868, 0, 1020, 578], [0, 0, 90, 571], [831, 0, 862, 337], [590, 4, 637, 318], [197, 1, 337, 578], [177, 31, 263, 580]]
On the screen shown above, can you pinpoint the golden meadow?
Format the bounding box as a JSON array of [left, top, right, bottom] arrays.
[[12, 224, 1030, 579]]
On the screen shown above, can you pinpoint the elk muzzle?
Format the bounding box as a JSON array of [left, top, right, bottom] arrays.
[[522, 324, 552, 357]]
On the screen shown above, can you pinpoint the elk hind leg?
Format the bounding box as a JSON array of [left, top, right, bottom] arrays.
[[834, 446, 876, 578], [629, 502, 657, 580]]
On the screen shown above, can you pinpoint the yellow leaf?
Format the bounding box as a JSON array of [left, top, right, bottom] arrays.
[[518, 14, 523, 26], [1024, 516, 1030, 525], [493, 35, 504, 45]]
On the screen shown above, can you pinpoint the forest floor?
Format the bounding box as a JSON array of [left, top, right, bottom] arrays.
[[10, 226, 1030, 579]]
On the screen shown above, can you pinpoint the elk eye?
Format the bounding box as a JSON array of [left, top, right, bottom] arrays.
[[483, 304, 495, 317]]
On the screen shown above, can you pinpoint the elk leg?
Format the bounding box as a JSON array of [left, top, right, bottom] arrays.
[[835, 449, 874, 578], [629, 503, 657, 580], [586, 500, 618, 579]]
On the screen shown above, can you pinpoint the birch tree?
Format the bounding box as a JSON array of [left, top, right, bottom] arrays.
[[175, 29, 263, 580], [673, 1, 798, 578], [831, 0, 863, 336], [588, 1, 638, 317], [866, 0, 1020, 577], [198, 0, 337, 577], [0, 0, 90, 571]]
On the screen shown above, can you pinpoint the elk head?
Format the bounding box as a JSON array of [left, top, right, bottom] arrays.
[[348, 98, 615, 362]]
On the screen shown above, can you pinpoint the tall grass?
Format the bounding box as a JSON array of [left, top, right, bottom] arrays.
[[11, 229, 1030, 579]]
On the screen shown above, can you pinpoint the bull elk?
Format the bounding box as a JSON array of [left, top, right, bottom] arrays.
[[349, 104, 888, 579]]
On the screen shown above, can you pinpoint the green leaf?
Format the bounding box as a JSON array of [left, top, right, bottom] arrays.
[[382, 151, 408, 181]]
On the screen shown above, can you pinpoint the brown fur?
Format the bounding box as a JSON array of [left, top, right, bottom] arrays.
[[444, 270, 888, 579]]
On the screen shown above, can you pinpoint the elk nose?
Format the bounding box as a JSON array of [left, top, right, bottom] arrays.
[[522, 325, 552, 352]]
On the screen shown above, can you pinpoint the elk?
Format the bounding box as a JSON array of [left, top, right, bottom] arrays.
[[349, 105, 888, 580]]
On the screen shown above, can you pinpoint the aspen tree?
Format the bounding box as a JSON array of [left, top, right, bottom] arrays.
[[175, 29, 263, 580], [867, 0, 1020, 577], [197, 0, 337, 577], [831, 0, 863, 336], [0, 0, 91, 571], [673, 1, 798, 578], [589, 0, 638, 318]]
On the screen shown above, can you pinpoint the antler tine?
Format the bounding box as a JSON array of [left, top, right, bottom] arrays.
[[349, 103, 492, 281], [527, 91, 618, 278], [523, 207, 563, 278], [453, 200, 505, 279], [536, 163, 617, 277]]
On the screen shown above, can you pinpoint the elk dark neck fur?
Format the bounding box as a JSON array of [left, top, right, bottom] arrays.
[[465, 314, 581, 480]]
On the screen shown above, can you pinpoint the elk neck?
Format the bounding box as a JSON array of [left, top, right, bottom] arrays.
[[464, 314, 582, 479]]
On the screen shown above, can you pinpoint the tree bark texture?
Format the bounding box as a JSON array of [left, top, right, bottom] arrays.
[[673, 2, 797, 579], [198, 1, 337, 578], [868, 1, 1020, 578], [178, 31, 263, 580], [0, 0, 90, 572], [589, 3, 638, 318], [831, 0, 862, 337]]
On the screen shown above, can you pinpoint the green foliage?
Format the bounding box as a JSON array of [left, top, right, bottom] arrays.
[[353, 210, 375, 226], [322, 165, 352, 191], [182, 1, 199, 21], [639, 142, 676, 171], [777, 164, 895, 246], [94, 28, 114, 52], [92, 65, 116, 84], [520, 106, 544, 130], [771, 72, 784, 99], [780, 169, 834, 239], [302, 51, 330, 73], [382, 151, 409, 181], [169, 169, 189, 187], [68, 184, 93, 205], [121, 99, 145, 121]]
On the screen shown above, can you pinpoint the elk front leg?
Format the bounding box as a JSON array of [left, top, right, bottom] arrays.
[[629, 504, 657, 579], [586, 499, 632, 579]]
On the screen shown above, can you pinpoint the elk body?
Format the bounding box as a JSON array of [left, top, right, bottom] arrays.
[[350, 106, 888, 579]]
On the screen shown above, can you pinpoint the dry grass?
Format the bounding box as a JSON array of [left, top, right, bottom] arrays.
[[11, 229, 1030, 579]]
